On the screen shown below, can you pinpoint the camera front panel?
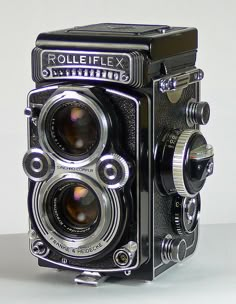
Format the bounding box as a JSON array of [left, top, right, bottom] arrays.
[[25, 84, 150, 273]]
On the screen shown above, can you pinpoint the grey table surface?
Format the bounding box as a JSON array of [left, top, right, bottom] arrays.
[[0, 224, 235, 303]]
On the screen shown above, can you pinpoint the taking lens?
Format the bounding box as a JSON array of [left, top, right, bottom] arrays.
[[46, 180, 101, 238], [63, 185, 99, 227], [46, 101, 100, 161]]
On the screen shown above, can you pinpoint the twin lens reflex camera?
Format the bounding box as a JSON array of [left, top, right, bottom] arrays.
[[23, 23, 214, 285]]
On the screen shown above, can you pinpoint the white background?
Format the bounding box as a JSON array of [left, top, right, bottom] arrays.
[[0, 0, 235, 234]]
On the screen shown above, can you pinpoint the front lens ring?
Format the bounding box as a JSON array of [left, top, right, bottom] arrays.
[[38, 91, 108, 166], [46, 179, 101, 239], [45, 101, 100, 161], [32, 173, 121, 258]]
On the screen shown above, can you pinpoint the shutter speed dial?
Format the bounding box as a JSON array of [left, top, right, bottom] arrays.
[[157, 129, 214, 197]]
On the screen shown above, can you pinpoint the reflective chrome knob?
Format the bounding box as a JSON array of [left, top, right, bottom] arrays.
[[31, 240, 49, 257], [161, 235, 187, 264], [157, 129, 214, 197], [23, 148, 54, 181], [173, 130, 214, 197], [186, 100, 210, 126], [96, 154, 129, 189], [24, 107, 32, 117], [113, 241, 137, 268]]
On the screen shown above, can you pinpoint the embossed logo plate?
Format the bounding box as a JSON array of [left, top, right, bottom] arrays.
[[40, 50, 133, 84]]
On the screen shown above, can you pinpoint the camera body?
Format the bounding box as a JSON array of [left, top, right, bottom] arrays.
[[23, 23, 214, 283]]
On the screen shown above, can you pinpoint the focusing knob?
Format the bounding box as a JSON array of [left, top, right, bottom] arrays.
[[173, 130, 214, 197], [23, 148, 54, 181], [157, 129, 214, 197], [96, 154, 129, 189], [173, 194, 201, 235]]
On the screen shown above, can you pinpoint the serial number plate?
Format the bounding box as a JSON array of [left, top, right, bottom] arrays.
[[40, 50, 133, 84]]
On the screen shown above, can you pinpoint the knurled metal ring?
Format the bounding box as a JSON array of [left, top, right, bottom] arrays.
[[172, 129, 201, 197], [23, 148, 54, 182], [96, 154, 129, 189]]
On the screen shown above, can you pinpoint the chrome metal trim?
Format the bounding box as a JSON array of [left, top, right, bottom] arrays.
[[154, 230, 198, 271], [31, 239, 50, 258], [113, 241, 137, 268], [183, 197, 200, 234], [190, 144, 214, 160], [174, 195, 201, 236], [96, 154, 130, 189], [173, 129, 201, 198], [32, 173, 121, 258], [34, 49, 144, 87], [23, 148, 53, 182], [32, 253, 139, 273], [24, 107, 32, 117], [186, 99, 210, 126], [74, 271, 108, 286], [104, 164, 117, 180], [159, 69, 204, 93], [160, 234, 171, 264], [30, 157, 43, 173], [29, 210, 140, 273], [186, 98, 198, 127], [38, 90, 108, 167], [161, 235, 187, 264], [40, 49, 134, 84], [152, 80, 156, 279], [26, 86, 59, 151]]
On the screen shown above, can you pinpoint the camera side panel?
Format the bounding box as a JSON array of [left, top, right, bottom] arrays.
[[153, 78, 200, 277]]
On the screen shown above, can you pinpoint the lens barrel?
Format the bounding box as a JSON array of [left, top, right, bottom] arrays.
[[45, 102, 100, 161], [38, 91, 108, 165], [46, 180, 101, 239], [32, 173, 123, 258]]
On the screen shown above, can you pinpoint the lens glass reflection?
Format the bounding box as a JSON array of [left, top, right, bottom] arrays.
[[49, 102, 99, 158], [47, 181, 101, 238], [62, 185, 99, 227]]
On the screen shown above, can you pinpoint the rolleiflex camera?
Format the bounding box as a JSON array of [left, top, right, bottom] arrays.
[[23, 23, 214, 285]]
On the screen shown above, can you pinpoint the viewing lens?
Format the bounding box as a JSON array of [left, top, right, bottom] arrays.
[[46, 101, 100, 160]]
